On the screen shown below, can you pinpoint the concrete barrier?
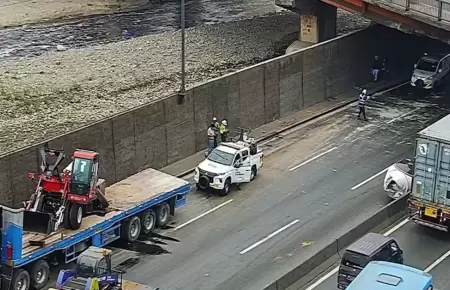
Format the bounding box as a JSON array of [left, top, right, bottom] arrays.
[[0, 25, 425, 206], [262, 195, 409, 290]]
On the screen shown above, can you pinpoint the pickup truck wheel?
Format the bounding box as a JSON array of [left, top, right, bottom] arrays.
[[69, 203, 83, 230], [122, 216, 141, 242], [219, 179, 231, 196], [140, 209, 156, 235], [28, 260, 50, 290], [197, 176, 209, 190], [250, 166, 257, 181], [155, 202, 170, 227], [11, 268, 30, 290]]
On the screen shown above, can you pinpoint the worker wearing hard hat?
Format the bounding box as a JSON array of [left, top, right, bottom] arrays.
[[212, 117, 220, 147], [358, 89, 370, 121], [219, 120, 229, 142], [207, 123, 217, 154]]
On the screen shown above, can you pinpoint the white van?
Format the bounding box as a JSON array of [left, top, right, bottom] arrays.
[[411, 53, 450, 90]]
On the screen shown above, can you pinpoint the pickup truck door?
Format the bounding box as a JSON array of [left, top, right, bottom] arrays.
[[233, 152, 252, 183]]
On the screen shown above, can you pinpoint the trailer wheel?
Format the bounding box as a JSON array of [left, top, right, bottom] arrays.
[[122, 216, 141, 242], [140, 209, 156, 235], [155, 202, 170, 227], [11, 268, 30, 290], [28, 260, 50, 289], [69, 203, 83, 230]]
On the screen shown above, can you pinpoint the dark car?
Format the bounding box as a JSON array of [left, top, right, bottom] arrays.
[[337, 232, 404, 289]]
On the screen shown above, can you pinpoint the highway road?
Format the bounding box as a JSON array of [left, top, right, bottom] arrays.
[[113, 86, 450, 290], [300, 218, 450, 290]]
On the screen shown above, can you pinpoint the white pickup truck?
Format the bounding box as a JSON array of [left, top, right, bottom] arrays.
[[194, 140, 264, 196]]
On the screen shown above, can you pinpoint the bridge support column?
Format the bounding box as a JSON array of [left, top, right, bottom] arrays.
[[297, 0, 337, 43]]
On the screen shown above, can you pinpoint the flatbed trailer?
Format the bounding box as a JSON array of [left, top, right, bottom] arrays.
[[1, 168, 190, 290]]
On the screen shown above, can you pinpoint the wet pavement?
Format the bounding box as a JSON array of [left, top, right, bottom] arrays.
[[113, 84, 450, 290], [0, 0, 282, 62]]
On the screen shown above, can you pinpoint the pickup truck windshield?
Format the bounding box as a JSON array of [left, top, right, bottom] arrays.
[[208, 149, 235, 166], [416, 59, 438, 72]]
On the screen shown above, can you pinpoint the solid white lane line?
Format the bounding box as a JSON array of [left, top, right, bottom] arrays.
[[304, 267, 339, 290], [289, 147, 338, 172], [239, 219, 300, 255], [386, 108, 420, 125], [304, 217, 410, 290], [351, 167, 389, 191], [424, 248, 450, 273], [172, 199, 233, 231], [383, 218, 410, 236]]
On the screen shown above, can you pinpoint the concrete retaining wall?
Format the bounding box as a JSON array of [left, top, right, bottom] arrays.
[[262, 195, 409, 290], [0, 25, 423, 206]]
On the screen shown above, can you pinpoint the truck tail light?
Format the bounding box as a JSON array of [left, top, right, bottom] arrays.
[[6, 243, 13, 260]]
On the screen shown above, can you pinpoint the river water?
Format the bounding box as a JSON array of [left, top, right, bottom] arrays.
[[0, 0, 283, 62]]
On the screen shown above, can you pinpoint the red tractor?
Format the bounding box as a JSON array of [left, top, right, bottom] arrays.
[[24, 144, 109, 234]]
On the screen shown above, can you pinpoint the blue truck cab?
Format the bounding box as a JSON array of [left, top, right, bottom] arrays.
[[0, 167, 190, 290]]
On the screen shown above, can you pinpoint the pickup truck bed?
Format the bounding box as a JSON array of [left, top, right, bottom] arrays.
[[21, 168, 189, 258]]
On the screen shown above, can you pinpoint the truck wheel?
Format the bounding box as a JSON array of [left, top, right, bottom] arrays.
[[140, 209, 156, 235], [28, 260, 50, 290], [250, 166, 257, 181], [197, 176, 209, 190], [69, 203, 83, 230], [219, 179, 231, 196], [11, 268, 30, 290], [122, 216, 141, 242], [155, 202, 170, 227]]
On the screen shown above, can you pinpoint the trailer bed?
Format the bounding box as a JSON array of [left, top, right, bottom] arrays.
[[21, 168, 189, 259]]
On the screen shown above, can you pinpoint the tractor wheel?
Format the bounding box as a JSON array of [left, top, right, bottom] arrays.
[[11, 268, 30, 290], [122, 216, 141, 242], [28, 260, 50, 290], [155, 202, 170, 227], [69, 203, 83, 230], [140, 209, 156, 235]]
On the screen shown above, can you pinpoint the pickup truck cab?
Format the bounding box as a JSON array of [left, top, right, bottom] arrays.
[[194, 140, 264, 196]]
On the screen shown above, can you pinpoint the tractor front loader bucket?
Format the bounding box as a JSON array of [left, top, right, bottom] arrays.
[[24, 210, 56, 234]]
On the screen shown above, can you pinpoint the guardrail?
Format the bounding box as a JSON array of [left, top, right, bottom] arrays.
[[381, 0, 450, 22], [263, 194, 409, 290]]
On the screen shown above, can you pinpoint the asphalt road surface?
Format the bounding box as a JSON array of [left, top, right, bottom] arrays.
[[300, 218, 450, 290], [112, 86, 450, 290]]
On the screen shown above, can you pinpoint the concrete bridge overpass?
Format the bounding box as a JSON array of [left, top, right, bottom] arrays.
[[276, 0, 450, 44]]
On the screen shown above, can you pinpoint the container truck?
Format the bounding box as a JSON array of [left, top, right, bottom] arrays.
[[0, 166, 190, 290], [409, 113, 450, 231]]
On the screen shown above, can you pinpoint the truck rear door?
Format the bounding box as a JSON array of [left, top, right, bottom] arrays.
[[435, 143, 450, 206], [413, 138, 439, 203]]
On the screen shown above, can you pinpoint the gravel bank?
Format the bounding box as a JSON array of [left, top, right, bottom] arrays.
[[0, 10, 370, 155], [0, 0, 150, 28]]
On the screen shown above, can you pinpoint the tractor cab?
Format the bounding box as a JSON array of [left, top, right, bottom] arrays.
[[56, 247, 122, 290], [68, 150, 99, 196], [76, 247, 112, 277]]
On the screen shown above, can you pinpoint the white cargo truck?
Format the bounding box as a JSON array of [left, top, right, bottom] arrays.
[[194, 138, 264, 196]]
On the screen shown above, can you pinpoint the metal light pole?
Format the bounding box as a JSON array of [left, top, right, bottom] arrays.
[[178, 0, 186, 102]]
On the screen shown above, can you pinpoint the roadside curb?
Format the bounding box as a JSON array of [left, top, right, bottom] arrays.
[[263, 195, 410, 290], [176, 79, 409, 178]]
